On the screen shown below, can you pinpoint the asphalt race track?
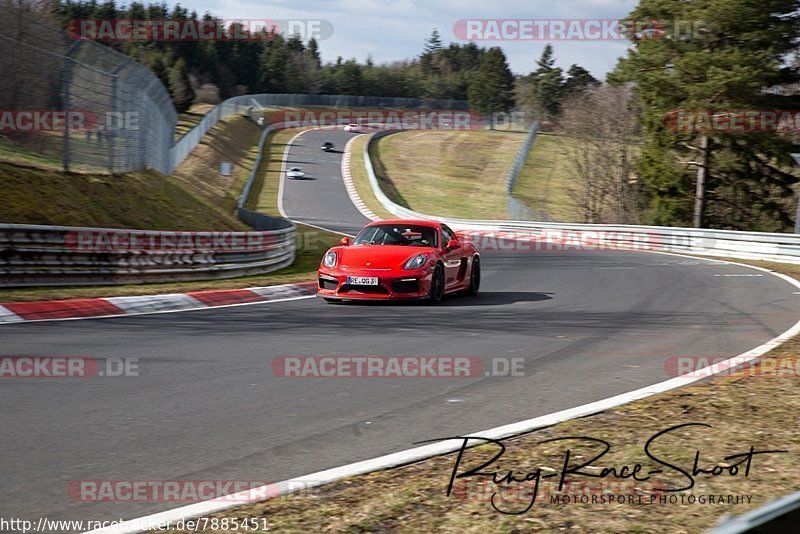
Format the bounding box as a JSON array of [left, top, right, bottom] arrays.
[[280, 129, 370, 235], [2, 128, 800, 524]]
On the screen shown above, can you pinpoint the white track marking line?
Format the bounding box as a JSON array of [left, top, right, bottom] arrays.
[[0, 304, 24, 323]]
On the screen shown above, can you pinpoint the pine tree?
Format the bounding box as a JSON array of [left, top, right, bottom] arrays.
[[168, 58, 195, 112], [610, 0, 800, 230], [149, 55, 170, 92], [424, 29, 443, 54], [564, 64, 599, 94], [467, 47, 515, 123], [531, 44, 564, 117]]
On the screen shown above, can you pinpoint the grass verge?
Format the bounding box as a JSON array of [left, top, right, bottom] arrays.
[[0, 160, 245, 231], [245, 128, 303, 214], [150, 255, 800, 534], [373, 130, 527, 219], [513, 133, 582, 222], [174, 104, 216, 141], [171, 115, 262, 222], [0, 114, 263, 231]]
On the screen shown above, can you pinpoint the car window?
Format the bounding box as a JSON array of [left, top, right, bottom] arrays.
[[353, 224, 437, 247], [441, 225, 454, 245]]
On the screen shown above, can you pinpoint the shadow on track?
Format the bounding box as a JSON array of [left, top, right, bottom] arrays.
[[330, 291, 553, 307]]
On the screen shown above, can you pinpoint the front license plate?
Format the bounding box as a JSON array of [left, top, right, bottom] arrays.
[[347, 276, 379, 286]]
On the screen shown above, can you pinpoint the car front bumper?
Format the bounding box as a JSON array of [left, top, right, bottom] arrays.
[[317, 268, 432, 300]]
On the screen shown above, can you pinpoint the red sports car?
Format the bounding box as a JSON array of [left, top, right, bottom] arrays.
[[317, 219, 480, 303]]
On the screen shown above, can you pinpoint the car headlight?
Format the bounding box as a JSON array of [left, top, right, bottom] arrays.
[[323, 250, 337, 268], [403, 254, 427, 270]]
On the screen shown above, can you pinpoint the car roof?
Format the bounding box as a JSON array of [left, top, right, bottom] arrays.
[[365, 219, 439, 228]]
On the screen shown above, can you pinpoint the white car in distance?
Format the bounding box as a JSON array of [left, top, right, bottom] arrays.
[[286, 167, 306, 180]]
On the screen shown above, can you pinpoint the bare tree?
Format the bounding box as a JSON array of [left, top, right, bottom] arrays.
[[561, 84, 644, 223]]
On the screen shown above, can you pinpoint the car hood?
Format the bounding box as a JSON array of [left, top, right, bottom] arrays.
[[337, 245, 433, 269]]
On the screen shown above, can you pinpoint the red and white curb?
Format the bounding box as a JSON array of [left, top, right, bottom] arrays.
[[341, 135, 381, 221], [0, 282, 317, 324]]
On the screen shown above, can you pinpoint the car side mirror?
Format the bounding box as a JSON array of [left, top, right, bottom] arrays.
[[446, 238, 460, 251], [339, 237, 351, 246]]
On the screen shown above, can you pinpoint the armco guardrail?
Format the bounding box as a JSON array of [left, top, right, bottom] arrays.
[[0, 223, 295, 287], [363, 131, 800, 264], [503, 122, 555, 222], [504, 121, 539, 193]]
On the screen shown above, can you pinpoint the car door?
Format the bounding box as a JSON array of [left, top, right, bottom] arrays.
[[440, 224, 466, 288]]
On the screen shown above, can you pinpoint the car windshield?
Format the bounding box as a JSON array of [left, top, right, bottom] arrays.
[[353, 224, 437, 247]]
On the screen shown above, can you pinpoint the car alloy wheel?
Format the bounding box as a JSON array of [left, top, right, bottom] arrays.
[[467, 257, 480, 296], [428, 264, 444, 304]]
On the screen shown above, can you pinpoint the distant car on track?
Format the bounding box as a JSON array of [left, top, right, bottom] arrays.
[[286, 167, 306, 179], [317, 219, 480, 303], [321, 142, 335, 151], [343, 123, 361, 132]]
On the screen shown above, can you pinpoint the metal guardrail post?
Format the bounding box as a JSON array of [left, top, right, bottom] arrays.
[[108, 63, 126, 173], [60, 41, 81, 172]]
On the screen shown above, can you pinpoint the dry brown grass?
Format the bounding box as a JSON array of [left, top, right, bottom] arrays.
[[375, 130, 527, 219], [171, 115, 260, 221]]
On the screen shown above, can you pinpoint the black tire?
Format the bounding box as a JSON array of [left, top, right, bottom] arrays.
[[467, 256, 480, 296], [323, 297, 339, 303], [427, 264, 445, 304]]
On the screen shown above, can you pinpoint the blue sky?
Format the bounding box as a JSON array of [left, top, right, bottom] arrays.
[[171, 0, 638, 78]]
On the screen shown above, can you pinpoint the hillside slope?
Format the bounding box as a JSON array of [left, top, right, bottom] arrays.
[[0, 116, 261, 230]]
